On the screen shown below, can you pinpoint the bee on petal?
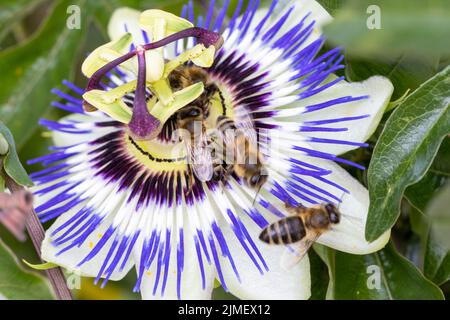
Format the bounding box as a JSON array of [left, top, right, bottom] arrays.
[[259, 201, 340, 269]]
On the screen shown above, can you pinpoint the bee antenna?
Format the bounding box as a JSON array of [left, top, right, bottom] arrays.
[[337, 191, 347, 209], [334, 192, 360, 222], [252, 184, 263, 206], [339, 212, 360, 222]]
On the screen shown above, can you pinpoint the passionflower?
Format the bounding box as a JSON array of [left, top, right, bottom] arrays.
[[31, 0, 393, 300]]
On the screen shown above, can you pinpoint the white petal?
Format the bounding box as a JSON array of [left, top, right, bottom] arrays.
[[137, 209, 215, 300], [218, 214, 311, 300], [279, 0, 332, 40], [108, 7, 146, 44], [297, 0, 333, 27], [41, 207, 134, 281], [51, 113, 110, 147], [297, 76, 393, 155]]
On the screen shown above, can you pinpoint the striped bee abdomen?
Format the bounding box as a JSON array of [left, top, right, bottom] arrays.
[[259, 216, 306, 245]]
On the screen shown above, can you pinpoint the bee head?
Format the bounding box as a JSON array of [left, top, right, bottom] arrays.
[[324, 203, 340, 224], [247, 171, 268, 188], [248, 174, 262, 188], [186, 106, 202, 118]]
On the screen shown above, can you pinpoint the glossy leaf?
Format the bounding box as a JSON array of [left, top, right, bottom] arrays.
[[0, 0, 88, 148], [0, 239, 54, 300], [366, 66, 450, 242], [316, 242, 444, 299], [0, 121, 32, 186], [309, 250, 329, 300]]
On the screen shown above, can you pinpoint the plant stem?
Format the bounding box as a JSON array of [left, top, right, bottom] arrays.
[[5, 176, 73, 300]]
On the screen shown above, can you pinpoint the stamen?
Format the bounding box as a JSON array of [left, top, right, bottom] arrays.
[[83, 50, 136, 111], [83, 27, 223, 110]]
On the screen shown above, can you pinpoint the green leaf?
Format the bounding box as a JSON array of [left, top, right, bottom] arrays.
[[0, 0, 89, 148], [323, 0, 450, 59], [366, 66, 450, 242], [413, 183, 450, 285], [430, 137, 450, 176], [345, 54, 439, 100], [316, 0, 347, 15], [0, 239, 54, 299], [317, 242, 444, 299], [0, 0, 43, 45], [405, 139, 449, 285], [0, 120, 32, 186], [405, 172, 446, 213], [0, 174, 5, 192], [309, 249, 329, 300], [425, 230, 450, 285]]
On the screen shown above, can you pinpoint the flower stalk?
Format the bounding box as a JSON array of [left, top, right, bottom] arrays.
[[5, 175, 73, 300]]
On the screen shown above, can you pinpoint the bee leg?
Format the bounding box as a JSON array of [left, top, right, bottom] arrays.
[[284, 198, 305, 210], [284, 199, 293, 209], [186, 181, 193, 197], [221, 178, 229, 194], [221, 164, 234, 193], [213, 166, 228, 194], [217, 169, 227, 194], [186, 166, 195, 197]]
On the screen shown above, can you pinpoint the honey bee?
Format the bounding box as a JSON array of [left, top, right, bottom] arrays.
[[169, 65, 222, 118], [170, 65, 267, 196], [213, 115, 268, 194], [259, 201, 340, 269], [0, 191, 33, 241], [175, 105, 214, 193], [170, 65, 224, 189]]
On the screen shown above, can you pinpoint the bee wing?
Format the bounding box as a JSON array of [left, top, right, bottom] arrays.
[[236, 112, 257, 144], [280, 230, 322, 270], [190, 140, 213, 182], [284, 201, 306, 215]]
